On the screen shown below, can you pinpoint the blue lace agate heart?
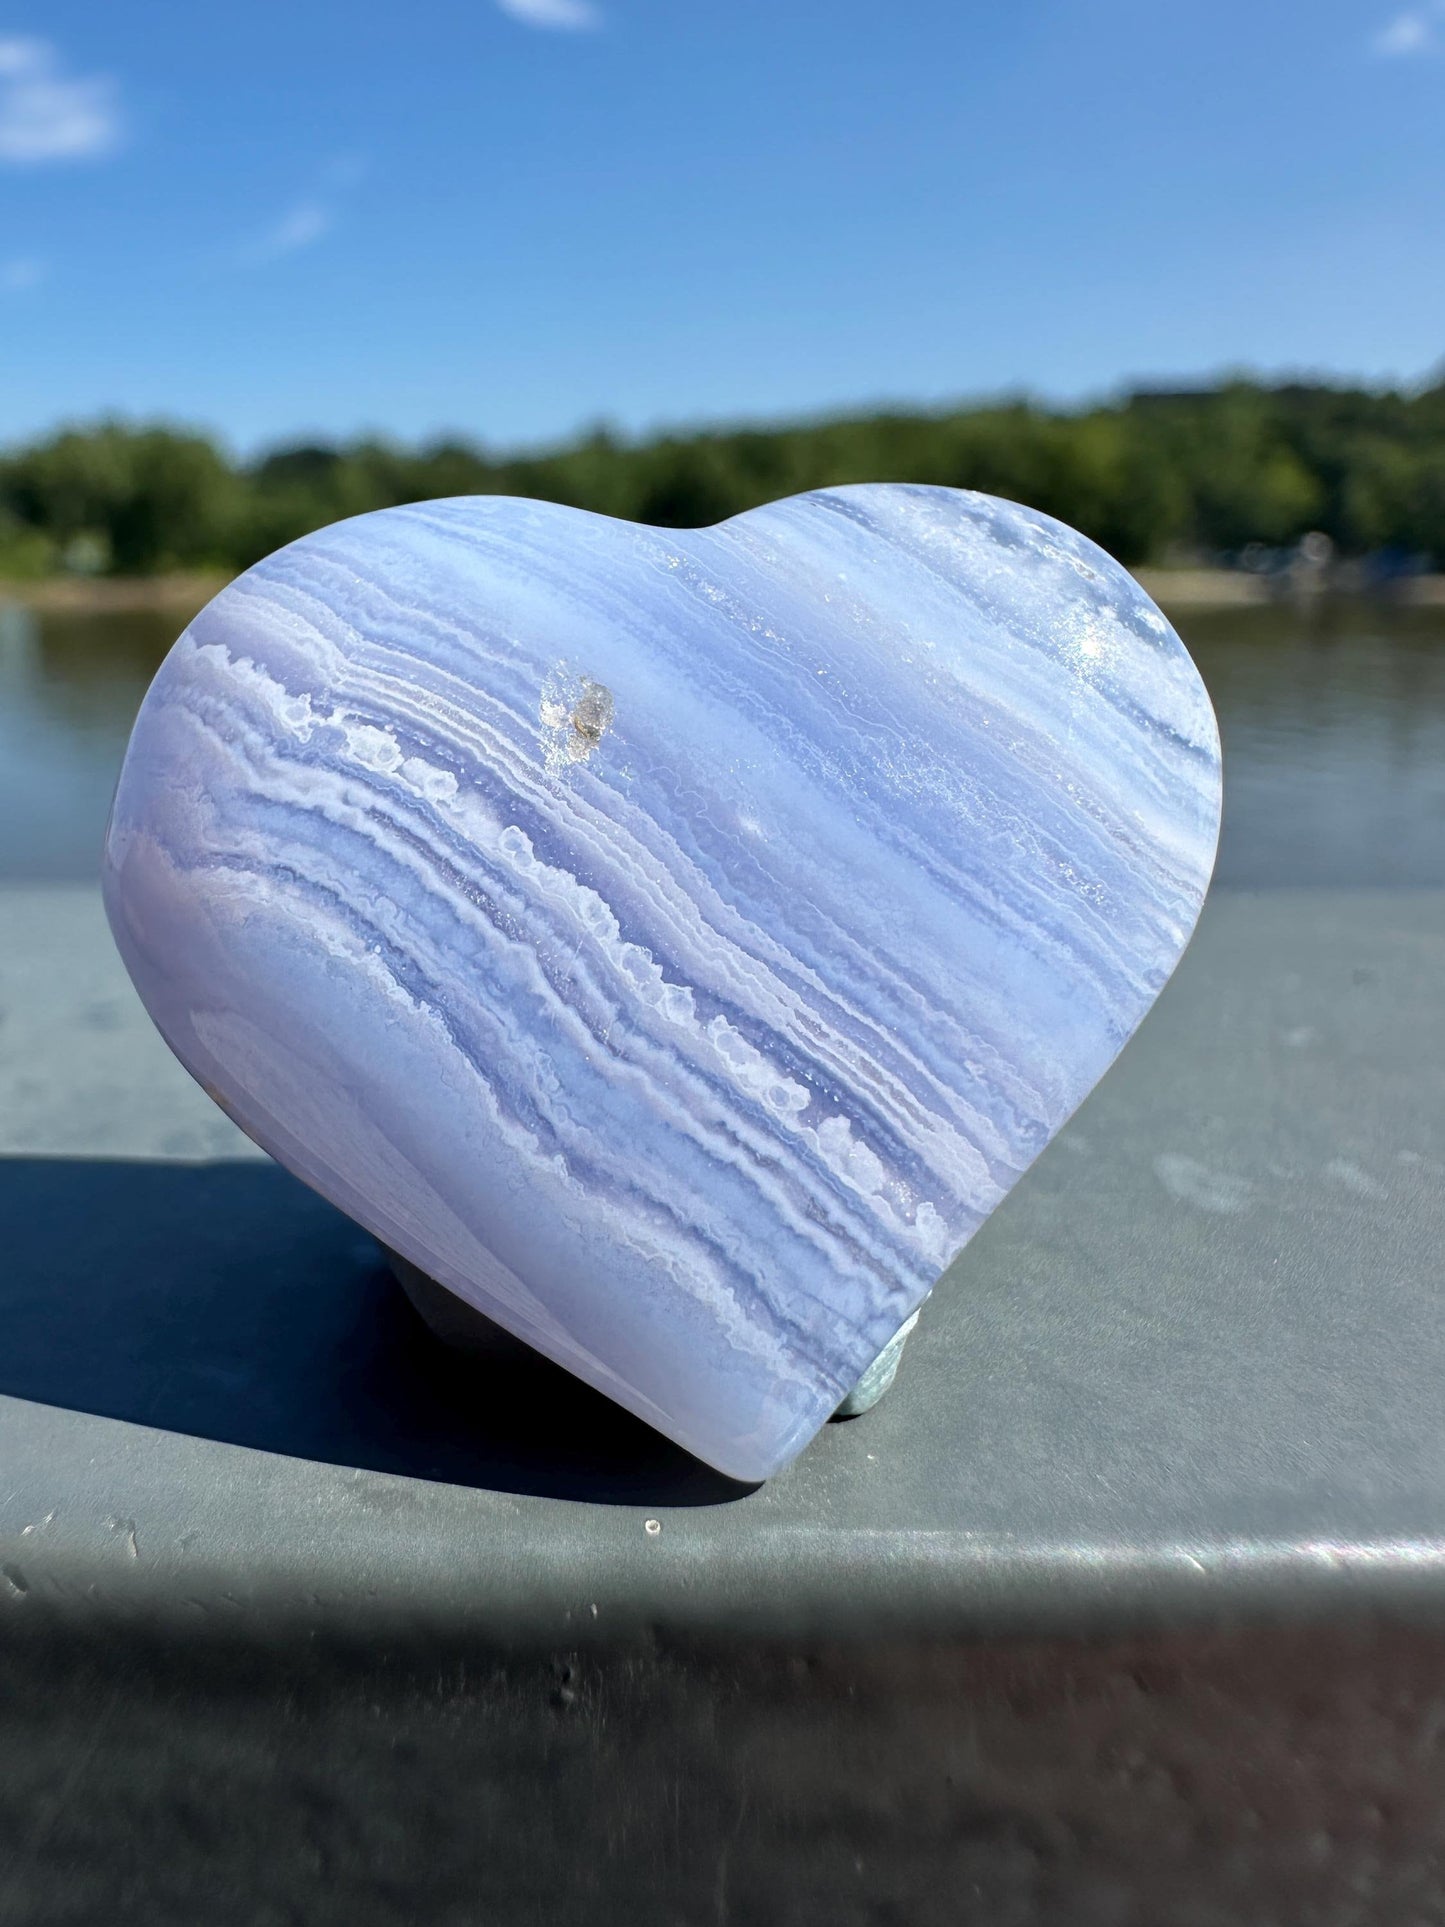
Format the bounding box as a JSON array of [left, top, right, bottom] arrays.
[[103, 487, 1221, 1480]]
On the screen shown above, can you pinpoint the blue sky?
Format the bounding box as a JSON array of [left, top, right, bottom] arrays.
[[2, 0, 1444, 453]]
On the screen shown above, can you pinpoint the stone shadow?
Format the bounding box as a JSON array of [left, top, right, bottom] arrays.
[[0, 1156, 751, 1506]]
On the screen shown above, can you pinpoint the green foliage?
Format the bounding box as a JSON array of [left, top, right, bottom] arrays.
[[0, 516, 55, 580], [3, 377, 1445, 577], [1, 422, 242, 574]]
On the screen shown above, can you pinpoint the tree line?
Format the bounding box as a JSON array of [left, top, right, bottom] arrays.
[[2, 375, 1444, 579]]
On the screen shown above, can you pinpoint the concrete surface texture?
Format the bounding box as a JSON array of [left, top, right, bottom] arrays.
[[3, 882, 1445, 1922], [3, 1623, 1445, 1927], [1, 883, 1443, 1640]]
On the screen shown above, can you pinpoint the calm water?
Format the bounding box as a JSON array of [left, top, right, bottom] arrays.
[[2, 596, 1443, 885]]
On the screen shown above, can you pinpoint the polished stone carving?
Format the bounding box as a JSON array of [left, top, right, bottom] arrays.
[[104, 486, 1222, 1479]]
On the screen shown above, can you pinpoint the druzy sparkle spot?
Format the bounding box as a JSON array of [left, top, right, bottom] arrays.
[[540, 664, 615, 772]]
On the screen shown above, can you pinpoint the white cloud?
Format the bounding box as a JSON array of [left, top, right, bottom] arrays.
[[495, 0, 601, 30], [268, 201, 331, 255], [1, 255, 46, 291], [0, 37, 121, 164], [1372, 3, 1445, 54], [241, 199, 332, 266], [229, 154, 368, 270]]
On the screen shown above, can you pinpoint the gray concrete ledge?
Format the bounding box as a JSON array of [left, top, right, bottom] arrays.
[[1, 886, 1442, 1646]]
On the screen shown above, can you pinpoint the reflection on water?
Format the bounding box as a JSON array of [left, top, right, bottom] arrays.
[[0, 604, 187, 881], [1184, 600, 1445, 887], [1, 595, 1443, 885]]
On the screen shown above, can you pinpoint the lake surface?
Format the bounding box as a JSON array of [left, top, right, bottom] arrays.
[[2, 594, 1443, 886]]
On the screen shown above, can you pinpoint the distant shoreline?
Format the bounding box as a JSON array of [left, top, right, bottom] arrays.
[[1133, 568, 1445, 610], [1, 573, 231, 619], [4, 566, 1445, 621]]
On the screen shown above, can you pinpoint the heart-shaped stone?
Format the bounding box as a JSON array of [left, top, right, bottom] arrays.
[[104, 486, 1221, 1480]]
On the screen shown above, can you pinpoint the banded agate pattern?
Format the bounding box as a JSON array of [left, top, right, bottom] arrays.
[[103, 486, 1222, 1479]]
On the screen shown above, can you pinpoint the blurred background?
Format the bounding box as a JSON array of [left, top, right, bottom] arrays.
[[3, 0, 1444, 887]]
